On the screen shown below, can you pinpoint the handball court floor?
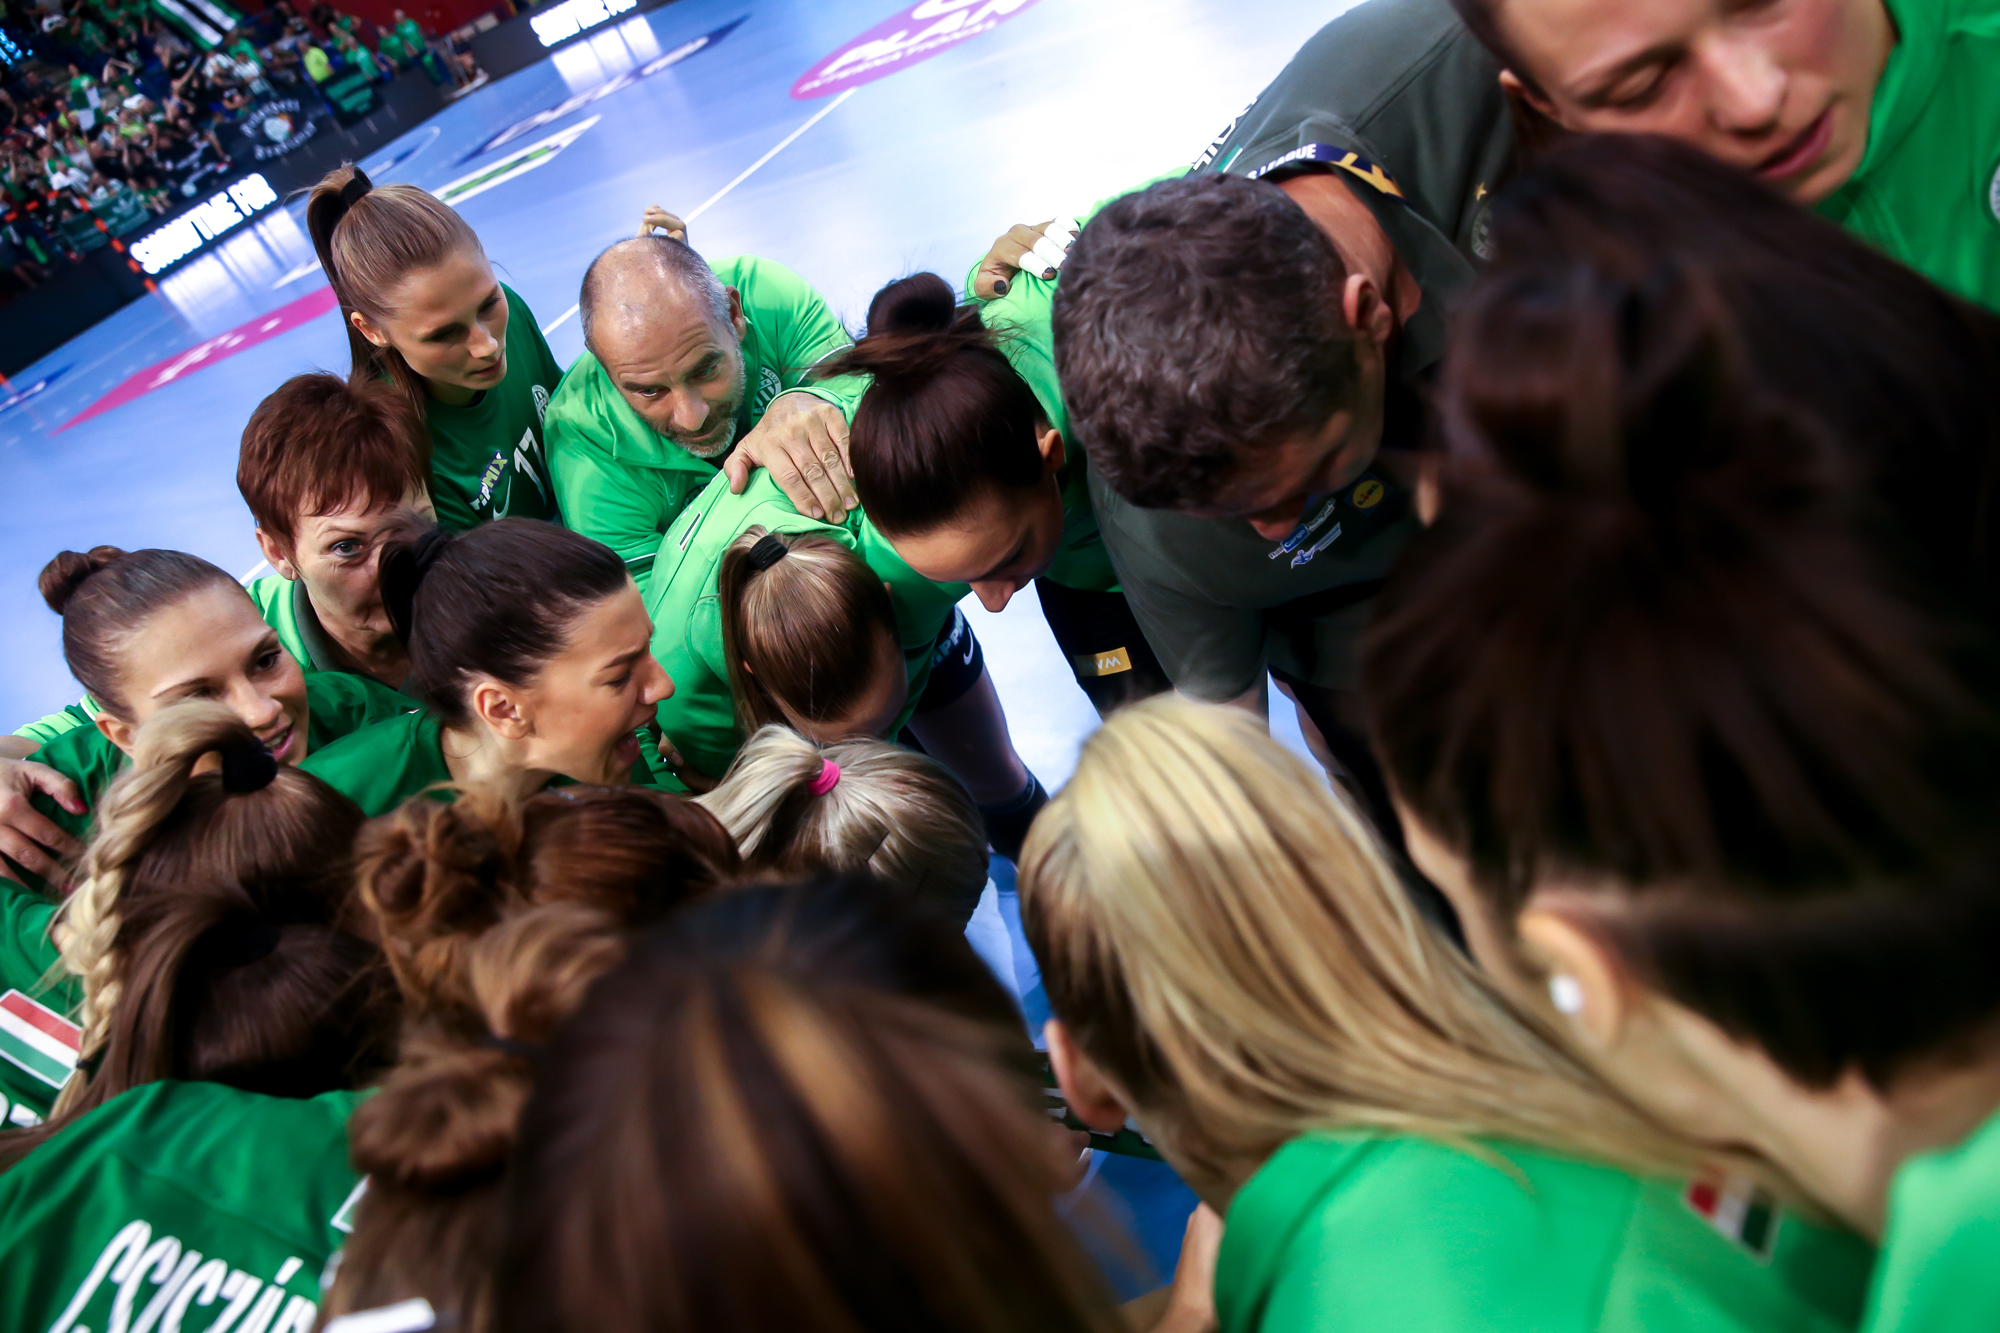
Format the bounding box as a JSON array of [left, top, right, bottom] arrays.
[[0, 0, 1350, 1283]]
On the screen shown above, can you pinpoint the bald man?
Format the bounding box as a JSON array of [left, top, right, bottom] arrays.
[[543, 210, 857, 587]]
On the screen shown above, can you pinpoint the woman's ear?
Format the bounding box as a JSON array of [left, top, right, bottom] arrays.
[[1045, 1018, 1130, 1133], [94, 709, 135, 758], [254, 525, 299, 582], [350, 308, 390, 350], [469, 678, 531, 740], [1038, 426, 1066, 477], [1516, 902, 1629, 1050]]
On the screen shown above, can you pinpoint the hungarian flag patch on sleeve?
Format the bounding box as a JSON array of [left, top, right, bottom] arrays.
[[1684, 1172, 1779, 1260], [0, 988, 81, 1090]]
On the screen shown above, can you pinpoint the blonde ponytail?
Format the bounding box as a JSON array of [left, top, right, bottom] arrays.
[[1019, 696, 1701, 1195], [701, 726, 989, 921]]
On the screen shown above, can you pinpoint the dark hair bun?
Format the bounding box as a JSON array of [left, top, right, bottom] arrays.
[[821, 273, 991, 389], [866, 272, 957, 337], [39, 546, 129, 616]]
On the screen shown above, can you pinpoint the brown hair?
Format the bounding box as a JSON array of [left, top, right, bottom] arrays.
[[38, 546, 239, 717], [1365, 135, 2000, 1090], [716, 527, 899, 736], [816, 272, 1045, 535], [378, 516, 632, 730], [237, 372, 432, 555], [700, 725, 988, 923], [306, 162, 483, 416], [2, 702, 392, 1169], [326, 785, 740, 1326], [495, 876, 1123, 1333], [1051, 173, 1357, 510]]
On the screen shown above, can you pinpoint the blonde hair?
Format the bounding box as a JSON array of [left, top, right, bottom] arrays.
[[60, 701, 367, 1056], [701, 726, 988, 923], [1019, 696, 1696, 1193]]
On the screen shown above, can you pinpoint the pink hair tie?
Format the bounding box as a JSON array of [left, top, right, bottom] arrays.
[[808, 758, 841, 796]]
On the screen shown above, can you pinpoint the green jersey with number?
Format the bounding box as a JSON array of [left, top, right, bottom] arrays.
[[545, 255, 853, 586], [1813, 0, 2000, 313], [1862, 1105, 2000, 1332], [0, 1081, 365, 1333], [1218, 1132, 1873, 1333], [643, 469, 967, 781], [423, 284, 563, 531]]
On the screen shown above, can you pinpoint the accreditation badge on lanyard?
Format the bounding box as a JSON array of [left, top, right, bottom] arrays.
[[1265, 472, 1402, 569]]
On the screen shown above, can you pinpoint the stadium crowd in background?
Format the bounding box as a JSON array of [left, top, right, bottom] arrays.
[[0, 0, 473, 301], [2, 0, 2000, 1328]]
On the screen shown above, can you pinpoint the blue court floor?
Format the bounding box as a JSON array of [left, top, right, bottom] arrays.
[[0, 0, 1350, 1287]]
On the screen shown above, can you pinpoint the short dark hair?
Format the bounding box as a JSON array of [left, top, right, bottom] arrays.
[[238, 372, 431, 554], [818, 272, 1045, 534], [1051, 173, 1357, 510], [379, 517, 631, 730], [1365, 135, 2000, 1091]]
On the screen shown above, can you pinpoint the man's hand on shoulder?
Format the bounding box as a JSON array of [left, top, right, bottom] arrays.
[[725, 390, 856, 522]]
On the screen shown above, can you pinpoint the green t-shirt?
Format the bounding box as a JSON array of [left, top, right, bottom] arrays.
[[544, 255, 854, 586], [1813, 0, 2000, 313], [1862, 1104, 2000, 1332], [1218, 1132, 1874, 1333], [423, 284, 563, 531], [644, 469, 967, 779], [0, 1081, 364, 1333], [297, 707, 448, 818], [395, 17, 425, 50], [301, 706, 677, 817]]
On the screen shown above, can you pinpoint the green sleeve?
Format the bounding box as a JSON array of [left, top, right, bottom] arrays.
[[545, 355, 714, 586], [0, 878, 72, 1009], [549, 436, 685, 584], [962, 166, 1192, 300], [302, 672, 418, 755], [11, 703, 93, 746], [651, 594, 744, 782], [1863, 1111, 2000, 1333], [798, 369, 869, 422]]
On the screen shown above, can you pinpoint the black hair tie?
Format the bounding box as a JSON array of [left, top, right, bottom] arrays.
[[481, 1031, 541, 1061], [746, 533, 789, 572], [410, 526, 454, 578], [220, 740, 279, 794], [339, 167, 372, 211]]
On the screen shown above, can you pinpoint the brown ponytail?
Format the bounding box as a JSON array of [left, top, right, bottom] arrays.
[[328, 784, 739, 1326], [1, 702, 392, 1170], [307, 162, 483, 417], [715, 527, 899, 737], [496, 877, 1122, 1333], [817, 272, 1045, 536]]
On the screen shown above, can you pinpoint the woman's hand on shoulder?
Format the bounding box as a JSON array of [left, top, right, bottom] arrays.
[[0, 758, 85, 884]]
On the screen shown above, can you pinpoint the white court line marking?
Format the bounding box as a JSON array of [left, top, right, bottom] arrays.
[[239, 557, 273, 582], [538, 86, 860, 336]]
